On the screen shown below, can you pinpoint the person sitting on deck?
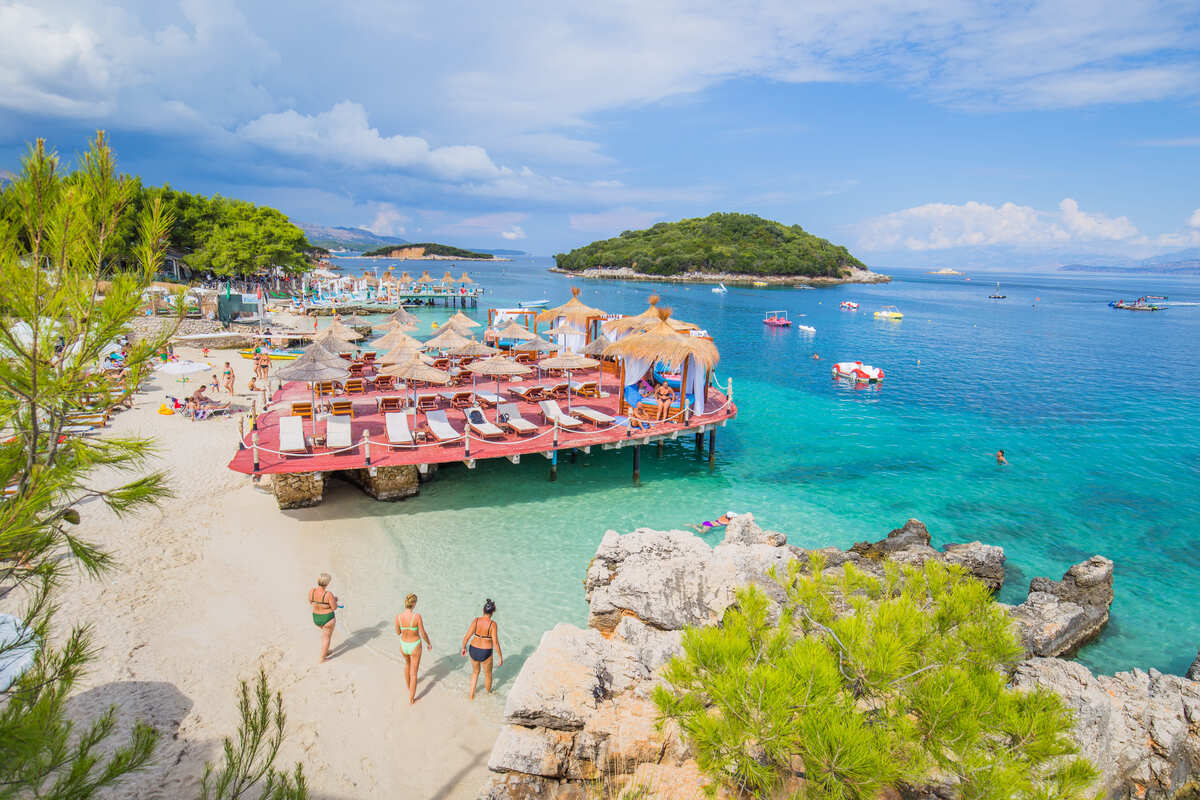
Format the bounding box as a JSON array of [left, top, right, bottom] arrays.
[[628, 403, 654, 430], [654, 381, 675, 422]]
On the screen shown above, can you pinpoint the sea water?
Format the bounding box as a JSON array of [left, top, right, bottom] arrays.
[[322, 256, 1200, 680]]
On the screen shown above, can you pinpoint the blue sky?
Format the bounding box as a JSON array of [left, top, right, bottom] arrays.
[[2, 0, 1199, 265]]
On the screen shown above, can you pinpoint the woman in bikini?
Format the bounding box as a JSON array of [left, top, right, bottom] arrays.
[[460, 599, 503, 700], [396, 594, 432, 704], [222, 362, 235, 395], [654, 381, 675, 421], [308, 573, 338, 663]]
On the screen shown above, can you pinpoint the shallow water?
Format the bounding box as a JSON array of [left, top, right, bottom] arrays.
[[321, 257, 1200, 677]]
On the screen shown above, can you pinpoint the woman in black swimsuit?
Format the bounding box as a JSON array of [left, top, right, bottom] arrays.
[[460, 599, 502, 699]]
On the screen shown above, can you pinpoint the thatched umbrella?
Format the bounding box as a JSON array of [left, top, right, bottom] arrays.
[[312, 327, 357, 350], [372, 318, 418, 335], [360, 273, 379, 286], [535, 287, 606, 329], [276, 356, 350, 435], [302, 338, 352, 364], [581, 334, 613, 357], [373, 328, 425, 352], [417, 271, 436, 284], [399, 271, 414, 283], [380, 346, 434, 367], [450, 339, 497, 358], [379, 355, 451, 412], [466, 356, 532, 420], [497, 320, 536, 342], [441, 270, 455, 284], [538, 352, 599, 411], [423, 326, 472, 351], [602, 294, 668, 338], [446, 310, 481, 329], [336, 313, 372, 326], [512, 335, 556, 353], [456, 272, 473, 284], [603, 309, 719, 416], [324, 318, 363, 342]]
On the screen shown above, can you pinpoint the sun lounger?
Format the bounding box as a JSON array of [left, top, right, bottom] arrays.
[[329, 399, 354, 417], [385, 412, 414, 447], [510, 385, 545, 402], [344, 378, 366, 394], [465, 407, 505, 439], [326, 415, 352, 449], [497, 403, 537, 435], [450, 391, 474, 409], [279, 415, 307, 454], [315, 381, 339, 397], [377, 396, 405, 413], [193, 402, 232, 420], [573, 381, 599, 398], [538, 399, 583, 429], [373, 375, 396, 391], [476, 390, 502, 407], [424, 409, 461, 442], [417, 393, 440, 411], [546, 382, 569, 399], [290, 401, 314, 419], [573, 406, 615, 426]]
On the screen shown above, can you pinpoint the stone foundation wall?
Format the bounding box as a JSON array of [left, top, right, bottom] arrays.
[[270, 471, 325, 509], [339, 465, 420, 501]]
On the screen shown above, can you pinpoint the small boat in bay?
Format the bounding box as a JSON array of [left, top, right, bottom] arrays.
[[874, 306, 903, 320], [796, 323, 816, 334], [751, 280, 768, 287], [832, 361, 884, 383], [840, 300, 859, 310], [1111, 297, 1167, 311], [712, 283, 728, 294], [763, 310, 792, 327], [988, 282, 1006, 299], [518, 299, 549, 308]]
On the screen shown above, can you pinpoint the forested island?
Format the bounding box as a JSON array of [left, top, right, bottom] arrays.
[[361, 243, 496, 260], [554, 212, 886, 284]]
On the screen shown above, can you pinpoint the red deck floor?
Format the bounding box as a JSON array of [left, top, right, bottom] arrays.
[[227, 373, 737, 475]]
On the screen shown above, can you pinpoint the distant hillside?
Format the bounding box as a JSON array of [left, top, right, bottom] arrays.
[[298, 222, 407, 251], [1060, 249, 1200, 275], [554, 212, 865, 278], [361, 243, 496, 259]]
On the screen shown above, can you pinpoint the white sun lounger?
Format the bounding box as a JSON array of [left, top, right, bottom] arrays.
[[425, 409, 461, 442], [326, 415, 352, 449], [465, 407, 505, 439], [279, 415, 307, 453], [385, 412, 414, 447], [573, 406, 615, 426], [497, 403, 538, 435], [538, 399, 582, 429], [476, 390, 502, 407]]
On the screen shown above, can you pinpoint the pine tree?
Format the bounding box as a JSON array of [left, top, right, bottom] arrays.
[[653, 557, 1098, 799]]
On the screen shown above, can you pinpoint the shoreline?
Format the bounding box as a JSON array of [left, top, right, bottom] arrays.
[[548, 264, 890, 286], [350, 254, 511, 262]]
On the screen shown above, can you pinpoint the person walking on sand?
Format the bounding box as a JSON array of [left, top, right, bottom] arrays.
[[396, 594, 432, 704], [308, 573, 338, 663], [222, 362, 235, 395], [460, 599, 503, 700]]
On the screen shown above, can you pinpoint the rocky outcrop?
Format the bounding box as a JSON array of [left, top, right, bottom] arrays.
[[1011, 556, 1114, 657], [1013, 658, 1200, 799], [942, 541, 1005, 592], [1188, 652, 1200, 682]]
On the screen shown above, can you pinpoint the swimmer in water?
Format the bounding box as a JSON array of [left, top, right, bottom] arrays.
[[811, 353, 820, 360], [996, 450, 1007, 465], [691, 511, 737, 532]]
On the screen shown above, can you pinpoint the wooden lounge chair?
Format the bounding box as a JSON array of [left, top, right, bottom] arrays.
[[465, 407, 505, 439], [424, 409, 461, 442], [315, 381, 339, 398], [362, 351, 377, 363], [279, 415, 307, 454], [574, 381, 599, 398], [574, 406, 615, 427], [193, 402, 232, 420], [326, 416, 353, 448], [344, 378, 366, 394], [476, 390, 502, 407], [67, 411, 109, 428], [329, 400, 354, 418], [338, 352, 353, 361], [547, 382, 569, 399], [385, 412, 414, 447], [416, 393, 440, 411], [374, 375, 396, 391], [348, 363, 365, 378], [290, 401, 314, 419], [510, 385, 545, 403], [450, 391, 474, 409], [377, 396, 405, 413], [513, 352, 535, 365], [497, 403, 537, 435], [432, 357, 450, 370], [538, 399, 583, 429]]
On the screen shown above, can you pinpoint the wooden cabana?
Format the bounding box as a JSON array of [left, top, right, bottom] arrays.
[[603, 308, 719, 419]]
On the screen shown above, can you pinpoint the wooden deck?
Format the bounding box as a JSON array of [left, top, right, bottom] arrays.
[[227, 373, 736, 475]]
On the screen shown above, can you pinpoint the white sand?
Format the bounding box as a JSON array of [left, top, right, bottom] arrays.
[[11, 346, 502, 798]]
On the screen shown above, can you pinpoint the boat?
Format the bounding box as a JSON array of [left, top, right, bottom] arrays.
[[238, 348, 303, 361], [840, 301, 858, 310], [751, 281, 768, 287], [1111, 297, 1167, 311], [874, 306, 903, 319], [793, 284, 814, 290], [832, 361, 885, 383], [988, 282, 1006, 299], [796, 324, 816, 334], [763, 310, 792, 327], [711, 283, 728, 294], [518, 299, 549, 308]]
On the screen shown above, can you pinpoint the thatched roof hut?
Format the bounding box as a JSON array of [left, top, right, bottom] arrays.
[[602, 309, 718, 373], [535, 287, 606, 327]]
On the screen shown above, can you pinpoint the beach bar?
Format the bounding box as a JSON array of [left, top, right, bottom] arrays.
[[227, 291, 738, 509]]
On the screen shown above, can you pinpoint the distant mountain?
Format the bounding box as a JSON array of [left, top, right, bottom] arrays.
[[298, 223, 408, 251], [1059, 248, 1200, 274], [474, 248, 526, 256]]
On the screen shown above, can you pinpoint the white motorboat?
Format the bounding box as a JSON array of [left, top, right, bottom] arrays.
[[518, 299, 549, 308], [711, 283, 728, 294], [796, 324, 816, 334]]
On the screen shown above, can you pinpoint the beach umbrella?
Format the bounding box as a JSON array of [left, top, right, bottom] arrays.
[[466, 356, 532, 420], [581, 334, 613, 357], [423, 326, 472, 351], [336, 313, 372, 326], [538, 352, 598, 411], [379, 354, 451, 411], [535, 286, 606, 329], [497, 320, 536, 342], [399, 271, 413, 283], [277, 356, 350, 434], [446, 310, 481, 329], [378, 344, 433, 366], [456, 272, 473, 284], [325, 318, 364, 341], [373, 328, 425, 352], [417, 271, 436, 283], [302, 338, 352, 365], [450, 339, 497, 358], [603, 294, 670, 338], [512, 335, 556, 353], [441, 270, 455, 284]]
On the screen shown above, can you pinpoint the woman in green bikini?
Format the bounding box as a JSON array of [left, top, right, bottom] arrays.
[[308, 573, 338, 663], [396, 594, 432, 704]]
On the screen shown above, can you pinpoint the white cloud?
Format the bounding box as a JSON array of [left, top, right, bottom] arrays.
[[569, 207, 664, 234], [434, 211, 528, 241], [238, 101, 509, 182], [500, 226, 527, 240], [367, 205, 409, 236], [857, 198, 1145, 252], [1189, 209, 1200, 228]]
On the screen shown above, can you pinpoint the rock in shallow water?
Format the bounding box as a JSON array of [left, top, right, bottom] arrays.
[[942, 540, 1006, 592], [1011, 556, 1114, 658]]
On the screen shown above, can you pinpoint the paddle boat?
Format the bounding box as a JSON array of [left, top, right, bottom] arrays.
[[1111, 296, 1167, 311], [763, 310, 792, 327], [796, 323, 816, 334], [751, 280, 768, 287], [832, 361, 885, 383], [840, 301, 859, 310], [238, 348, 303, 361], [873, 306, 903, 319], [712, 283, 728, 294]]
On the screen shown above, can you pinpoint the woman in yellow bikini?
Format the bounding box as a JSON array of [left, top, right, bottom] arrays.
[[395, 594, 432, 704], [308, 573, 338, 663]]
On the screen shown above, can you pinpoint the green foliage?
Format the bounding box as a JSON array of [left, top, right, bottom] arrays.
[[184, 200, 311, 277], [555, 212, 865, 277], [653, 558, 1097, 800], [0, 134, 176, 797], [360, 242, 494, 259], [200, 670, 308, 800]]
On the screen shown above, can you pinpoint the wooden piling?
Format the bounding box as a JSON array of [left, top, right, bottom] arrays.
[[633, 444, 641, 484]]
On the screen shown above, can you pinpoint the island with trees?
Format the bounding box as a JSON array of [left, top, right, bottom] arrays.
[[553, 212, 888, 285], [360, 243, 498, 260]]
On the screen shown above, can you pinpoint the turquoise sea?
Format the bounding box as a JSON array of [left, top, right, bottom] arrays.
[[324, 256, 1200, 680]]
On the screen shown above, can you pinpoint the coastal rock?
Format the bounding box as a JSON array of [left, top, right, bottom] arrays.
[[487, 725, 575, 778], [1188, 652, 1200, 682], [476, 773, 558, 800], [1012, 556, 1114, 657], [1012, 658, 1200, 799], [942, 541, 1006, 592], [849, 518, 940, 566], [721, 513, 787, 548]]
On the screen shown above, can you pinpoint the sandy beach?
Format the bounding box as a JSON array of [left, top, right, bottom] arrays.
[[9, 344, 502, 799]]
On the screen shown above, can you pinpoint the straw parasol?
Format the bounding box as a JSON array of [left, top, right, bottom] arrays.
[[323, 318, 363, 342], [372, 318, 418, 335], [446, 310, 481, 329], [302, 338, 352, 365], [537, 352, 598, 410], [372, 328, 425, 352], [441, 270, 455, 283], [360, 273, 379, 285], [276, 355, 350, 434], [336, 313, 371, 326], [423, 326, 472, 351], [512, 335, 556, 353], [379, 354, 451, 412], [456, 272, 473, 284], [497, 320, 536, 342], [417, 271, 436, 283], [465, 356, 532, 420], [400, 271, 413, 283], [450, 339, 497, 358], [581, 334, 613, 357], [378, 345, 433, 366], [602, 294, 668, 337], [535, 286, 606, 327], [312, 328, 355, 349]]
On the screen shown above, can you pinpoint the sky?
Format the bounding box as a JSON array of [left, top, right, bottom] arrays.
[[1, 0, 1199, 266]]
